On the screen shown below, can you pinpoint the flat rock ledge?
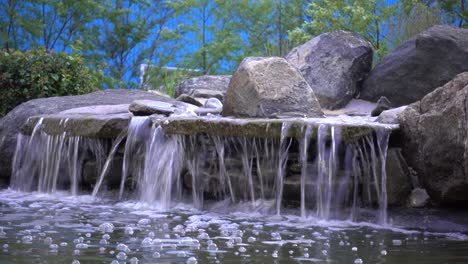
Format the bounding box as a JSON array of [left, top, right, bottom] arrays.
[[21, 114, 398, 143]]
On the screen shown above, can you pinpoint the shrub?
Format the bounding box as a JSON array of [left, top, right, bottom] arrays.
[[0, 48, 100, 116]]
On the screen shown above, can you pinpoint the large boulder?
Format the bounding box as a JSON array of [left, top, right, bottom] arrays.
[[0, 89, 176, 186], [361, 25, 468, 106], [175, 75, 231, 100], [222, 57, 323, 118], [286, 31, 373, 110], [398, 72, 468, 206]]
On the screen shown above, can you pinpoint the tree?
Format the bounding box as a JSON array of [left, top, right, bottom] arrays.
[[388, 0, 443, 48], [289, 0, 397, 61]]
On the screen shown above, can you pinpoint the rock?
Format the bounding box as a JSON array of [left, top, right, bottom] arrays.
[[60, 104, 130, 115], [408, 188, 430, 208], [21, 113, 131, 138], [192, 89, 224, 101], [371, 96, 392, 117], [194, 108, 222, 116], [176, 94, 203, 107], [129, 100, 175, 116], [175, 75, 231, 100], [398, 72, 468, 206], [286, 30, 373, 109], [323, 99, 376, 116], [204, 98, 223, 109], [361, 25, 468, 106], [386, 148, 412, 206], [376, 106, 408, 124], [0, 89, 176, 185], [222, 57, 323, 118]]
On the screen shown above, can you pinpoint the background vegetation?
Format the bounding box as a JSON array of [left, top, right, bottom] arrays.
[[0, 0, 465, 110]]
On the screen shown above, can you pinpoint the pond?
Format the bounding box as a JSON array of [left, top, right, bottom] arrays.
[[0, 190, 467, 264]]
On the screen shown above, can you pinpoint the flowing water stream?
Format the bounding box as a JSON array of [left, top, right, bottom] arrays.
[[3, 116, 468, 263]]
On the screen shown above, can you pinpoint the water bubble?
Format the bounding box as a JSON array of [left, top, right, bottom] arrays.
[[152, 252, 161, 258], [208, 243, 218, 251], [148, 231, 155, 238], [49, 244, 59, 250], [110, 250, 115, 255], [187, 256, 197, 264], [247, 236, 256, 243], [238, 246, 247, 253], [339, 241, 345, 246], [272, 250, 278, 258], [304, 253, 309, 258], [99, 239, 109, 245], [22, 235, 33, 244], [116, 243, 129, 252], [99, 247, 106, 254], [226, 241, 234, 248], [197, 232, 209, 240], [354, 258, 363, 264], [141, 237, 153, 246], [177, 252, 187, 257], [60, 242, 68, 247], [102, 234, 111, 240], [111, 261, 119, 264], [76, 243, 88, 249], [125, 227, 134, 235], [74, 249, 80, 255], [138, 219, 151, 226], [271, 232, 282, 240], [3, 244, 8, 249], [381, 250, 387, 256], [116, 252, 127, 260], [352, 246, 358, 251], [85, 233, 92, 238], [322, 250, 328, 255], [130, 257, 139, 264], [71, 260, 80, 264], [99, 223, 114, 233], [392, 240, 402, 246], [288, 250, 294, 255]]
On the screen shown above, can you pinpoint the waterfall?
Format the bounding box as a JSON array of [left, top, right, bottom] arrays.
[[11, 118, 109, 194], [11, 116, 393, 223]]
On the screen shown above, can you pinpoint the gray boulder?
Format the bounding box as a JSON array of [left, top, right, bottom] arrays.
[[408, 188, 430, 208], [375, 106, 408, 124], [175, 75, 231, 100], [222, 57, 323, 118], [361, 25, 468, 106], [0, 89, 176, 186], [371, 96, 392, 117], [398, 72, 468, 206], [286, 30, 373, 110]]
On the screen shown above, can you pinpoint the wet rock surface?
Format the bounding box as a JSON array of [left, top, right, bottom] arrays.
[[286, 30, 373, 110], [399, 72, 468, 206], [0, 89, 175, 185]]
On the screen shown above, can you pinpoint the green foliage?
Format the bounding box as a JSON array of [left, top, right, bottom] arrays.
[[0, 48, 100, 116], [143, 66, 201, 97], [388, 0, 443, 48], [291, 0, 397, 61]]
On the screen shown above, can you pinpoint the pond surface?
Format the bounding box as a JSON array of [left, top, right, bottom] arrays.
[[0, 189, 467, 264]]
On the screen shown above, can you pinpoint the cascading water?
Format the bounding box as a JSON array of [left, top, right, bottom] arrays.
[[11, 118, 109, 194], [11, 116, 393, 223]]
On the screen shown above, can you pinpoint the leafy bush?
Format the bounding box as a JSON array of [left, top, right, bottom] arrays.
[[0, 48, 100, 116]]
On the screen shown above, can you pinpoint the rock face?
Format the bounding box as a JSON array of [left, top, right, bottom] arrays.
[[0, 89, 176, 186], [371, 96, 392, 117], [286, 31, 373, 110], [398, 72, 468, 206], [222, 57, 323, 118], [362, 25, 468, 106], [175, 75, 231, 100]]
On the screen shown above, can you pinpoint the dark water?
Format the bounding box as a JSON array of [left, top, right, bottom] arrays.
[[0, 190, 467, 264]]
